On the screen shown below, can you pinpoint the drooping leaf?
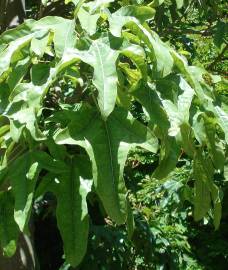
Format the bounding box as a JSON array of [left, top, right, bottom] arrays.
[[204, 116, 225, 170], [54, 105, 158, 224], [211, 184, 222, 230], [214, 106, 228, 144], [153, 136, 180, 179], [54, 157, 92, 267], [161, 76, 195, 137], [193, 150, 212, 221]]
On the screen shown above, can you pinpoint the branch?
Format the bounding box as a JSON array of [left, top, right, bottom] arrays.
[[163, 27, 213, 37]]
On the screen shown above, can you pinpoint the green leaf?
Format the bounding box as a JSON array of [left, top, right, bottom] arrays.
[[52, 156, 92, 267], [0, 34, 33, 78], [131, 25, 173, 77], [0, 20, 35, 45], [8, 153, 40, 231], [204, 116, 225, 170], [31, 63, 50, 86], [130, 81, 169, 130], [5, 83, 44, 141], [149, 0, 164, 7], [54, 106, 158, 224], [126, 200, 135, 239], [120, 43, 147, 79], [224, 156, 228, 182], [214, 21, 228, 48], [193, 149, 217, 222], [0, 191, 19, 257], [86, 0, 115, 12], [108, 6, 173, 77], [7, 57, 30, 90], [214, 106, 228, 144], [64, 38, 119, 118], [180, 124, 195, 157], [32, 17, 77, 58], [32, 151, 68, 174], [30, 30, 50, 57], [211, 184, 222, 230], [194, 174, 211, 221], [78, 7, 100, 35], [176, 0, 184, 9], [153, 136, 180, 179], [161, 77, 195, 136], [108, 5, 155, 37]]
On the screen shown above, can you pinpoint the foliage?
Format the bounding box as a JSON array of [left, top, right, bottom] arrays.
[[0, 0, 227, 268]]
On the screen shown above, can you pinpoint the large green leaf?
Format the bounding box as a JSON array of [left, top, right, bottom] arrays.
[[193, 149, 221, 227], [54, 157, 92, 267], [193, 150, 212, 221], [84, 39, 119, 118], [34, 154, 92, 267], [62, 38, 119, 118], [54, 105, 158, 224]]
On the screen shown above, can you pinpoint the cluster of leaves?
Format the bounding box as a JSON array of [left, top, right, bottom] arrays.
[[0, 0, 227, 268]]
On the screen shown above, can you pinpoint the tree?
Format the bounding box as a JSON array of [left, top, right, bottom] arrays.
[[0, 0, 227, 268]]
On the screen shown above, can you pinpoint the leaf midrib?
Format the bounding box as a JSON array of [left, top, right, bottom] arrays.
[[94, 42, 106, 111]]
